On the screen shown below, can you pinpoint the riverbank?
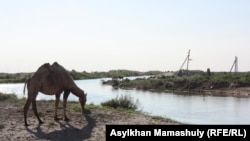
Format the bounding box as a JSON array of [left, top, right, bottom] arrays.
[[102, 72, 250, 97], [104, 83, 250, 98], [116, 86, 250, 97], [0, 93, 180, 141], [168, 87, 250, 97]]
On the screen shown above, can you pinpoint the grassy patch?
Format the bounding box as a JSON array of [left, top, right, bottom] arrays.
[[151, 115, 181, 124], [101, 95, 139, 110], [85, 103, 100, 109], [151, 115, 165, 120]]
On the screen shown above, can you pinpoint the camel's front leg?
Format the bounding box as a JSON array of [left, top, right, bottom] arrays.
[[63, 90, 70, 121], [54, 93, 61, 121]]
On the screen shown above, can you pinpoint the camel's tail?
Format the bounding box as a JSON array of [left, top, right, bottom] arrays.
[[23, 78, 30, 96]]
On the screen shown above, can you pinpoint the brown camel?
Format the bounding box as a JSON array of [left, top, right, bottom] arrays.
[[23, 62, 87, 126]]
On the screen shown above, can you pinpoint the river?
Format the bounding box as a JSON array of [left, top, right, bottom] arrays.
[[0, 77, 250, 124]]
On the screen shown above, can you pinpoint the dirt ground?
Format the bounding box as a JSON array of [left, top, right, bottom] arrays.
[[0, 99, 179, 141]]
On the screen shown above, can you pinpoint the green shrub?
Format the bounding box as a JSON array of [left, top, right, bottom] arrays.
[[101, 95, 139, 110]]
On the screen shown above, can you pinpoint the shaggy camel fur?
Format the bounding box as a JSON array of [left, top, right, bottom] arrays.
[[23, 62, 87, 126]]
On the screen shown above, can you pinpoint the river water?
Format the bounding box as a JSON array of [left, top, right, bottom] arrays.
[[0, 77, 250, 124]]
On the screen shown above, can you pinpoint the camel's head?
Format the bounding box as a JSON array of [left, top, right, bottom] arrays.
[[79, 91, 87, 113]]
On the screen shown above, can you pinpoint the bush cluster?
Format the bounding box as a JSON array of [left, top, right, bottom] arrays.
[[101, 95, 138, 110]]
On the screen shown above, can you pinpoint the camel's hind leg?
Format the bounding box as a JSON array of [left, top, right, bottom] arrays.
[[24, 92, 43, 126], [32, 95, 44, 125], [24, 97, 32, 126]]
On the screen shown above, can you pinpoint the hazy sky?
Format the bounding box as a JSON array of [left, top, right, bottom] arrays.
[[0, 0, 249, 73]]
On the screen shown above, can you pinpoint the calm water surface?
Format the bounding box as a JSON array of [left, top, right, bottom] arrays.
[[0, 77, 250, 124]]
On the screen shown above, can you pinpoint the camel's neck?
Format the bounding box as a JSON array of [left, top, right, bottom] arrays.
[[71, 86, 84, 98]]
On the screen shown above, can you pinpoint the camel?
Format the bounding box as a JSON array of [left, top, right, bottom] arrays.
[[23, 62, 87, 126]]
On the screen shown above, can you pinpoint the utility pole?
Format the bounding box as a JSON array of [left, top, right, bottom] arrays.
[[186, 50, 191, 71], [177, 50, 191, 76], [230, 56, 238, 73]]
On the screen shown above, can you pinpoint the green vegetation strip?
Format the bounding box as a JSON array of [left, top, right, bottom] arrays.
[[103, 71, 250, 91]]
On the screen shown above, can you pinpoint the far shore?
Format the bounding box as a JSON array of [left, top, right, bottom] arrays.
[[171, 87, 250, 97], [116, 86, 250, 98]]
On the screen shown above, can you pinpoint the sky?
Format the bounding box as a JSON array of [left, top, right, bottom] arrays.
[[0, 0, 249, 73]]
